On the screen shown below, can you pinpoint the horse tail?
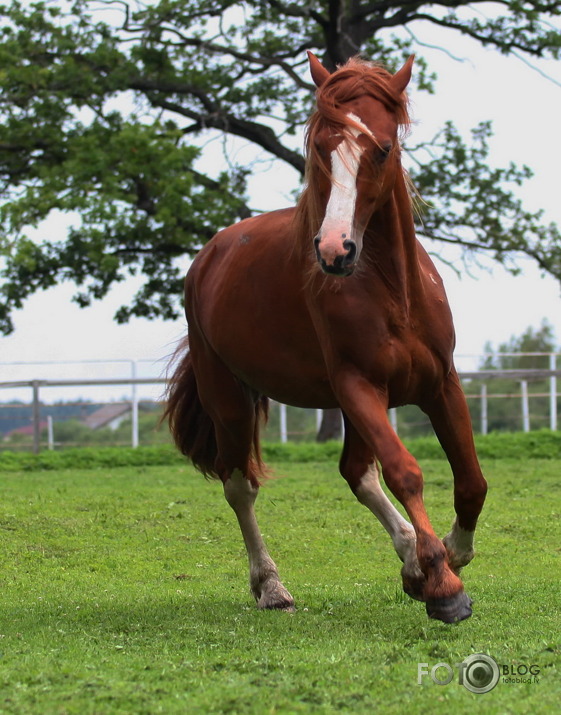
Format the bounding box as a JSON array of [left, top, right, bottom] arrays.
[[163, 338, 217, 478], [163, 338, 269, 484]]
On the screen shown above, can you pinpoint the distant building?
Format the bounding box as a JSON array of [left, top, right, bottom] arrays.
[[3, 421, 49, 440], [82, 403, 132, 431]]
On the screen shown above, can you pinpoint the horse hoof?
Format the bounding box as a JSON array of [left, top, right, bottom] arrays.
[[426, 591, 473, 623], [258, 597, 295, 612], [256, 585, 295, 612]]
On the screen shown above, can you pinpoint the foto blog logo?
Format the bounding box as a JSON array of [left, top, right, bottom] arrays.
[[417, 654, 541, 694]]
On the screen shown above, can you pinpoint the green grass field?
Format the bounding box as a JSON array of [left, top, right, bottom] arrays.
[[0, 454, 559, 714]]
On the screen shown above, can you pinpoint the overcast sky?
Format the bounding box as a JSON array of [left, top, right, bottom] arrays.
[[2, 22, 561, 403]]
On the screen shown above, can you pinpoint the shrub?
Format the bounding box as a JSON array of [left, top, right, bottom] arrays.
[[2, 430, 561, 472]]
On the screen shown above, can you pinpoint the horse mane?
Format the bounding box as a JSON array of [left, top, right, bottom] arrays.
[[293, 56, 412, 250]]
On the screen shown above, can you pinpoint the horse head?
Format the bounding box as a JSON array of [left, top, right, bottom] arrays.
[[306, 53, 413, 276]]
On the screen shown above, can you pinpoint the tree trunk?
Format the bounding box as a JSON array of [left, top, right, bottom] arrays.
[[316, 408, 342, 442]]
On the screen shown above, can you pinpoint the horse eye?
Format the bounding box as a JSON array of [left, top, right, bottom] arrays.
[[368, 142, 392, 164], [379, 142, 393, 159]]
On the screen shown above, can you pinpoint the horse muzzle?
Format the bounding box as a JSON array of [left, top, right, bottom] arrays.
[[313, 234, 357, 276]]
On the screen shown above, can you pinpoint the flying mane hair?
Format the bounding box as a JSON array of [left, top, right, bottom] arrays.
[[293, 56, 412, 249]]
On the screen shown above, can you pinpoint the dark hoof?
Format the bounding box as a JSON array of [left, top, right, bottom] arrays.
[[426, 591, 473, 623]]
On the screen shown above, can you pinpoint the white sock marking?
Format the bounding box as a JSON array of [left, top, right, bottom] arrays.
[[354, 464, 417, 566]]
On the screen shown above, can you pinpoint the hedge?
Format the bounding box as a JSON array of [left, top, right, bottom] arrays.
[[1, 430, 561, 472]]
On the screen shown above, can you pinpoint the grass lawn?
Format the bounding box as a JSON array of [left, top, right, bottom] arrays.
[[0, 456, 559, 713]]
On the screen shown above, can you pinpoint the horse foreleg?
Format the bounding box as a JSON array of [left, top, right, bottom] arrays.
[[424, 371, 488, 573], [340, 419, 424, 600], [224, 469, 294, 611], [336, 377, 472, 623]]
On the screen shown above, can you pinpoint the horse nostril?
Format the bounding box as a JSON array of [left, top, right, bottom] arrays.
[[343, 239, 357, 264]]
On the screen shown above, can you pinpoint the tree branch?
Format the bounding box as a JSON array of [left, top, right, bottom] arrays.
[[266, 0, 328, 27], [160, 34, 313, 89], [420, 228, 558, 276], [145, 96, 306, 174], [352, 0, 512, 23], [128, 78, 218, 113], [408, 12, 559, 56]]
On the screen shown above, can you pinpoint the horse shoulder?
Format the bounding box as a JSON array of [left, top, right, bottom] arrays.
[[212, 207, 297, 254], [186, 208, 296, 295]]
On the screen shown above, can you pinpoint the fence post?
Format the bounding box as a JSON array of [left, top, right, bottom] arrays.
[[131, 361, 139, 448], [521, 380, 530, 432], [316, 409, 322, 432], [279, 403, 288, 443], [480, 384, 488, 435], [47, 415, 54, 450], [389, 408, 398, 433], [32, 380, 41, 454], [550, 353, 557, 431]]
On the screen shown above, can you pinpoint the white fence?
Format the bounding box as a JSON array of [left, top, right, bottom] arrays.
[[1, 355, 560, 452]]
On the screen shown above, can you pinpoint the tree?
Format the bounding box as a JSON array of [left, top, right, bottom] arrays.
[[480, 319, 557, 372], [466, 319, 558, 432], [1, 2, 561, 336]]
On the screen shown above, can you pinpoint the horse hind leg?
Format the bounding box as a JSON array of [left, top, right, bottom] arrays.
[[189, 343, 294, 611], [224, 471, 294, 611], [340, 419, 425, 601], [423, 372, 488, 574]]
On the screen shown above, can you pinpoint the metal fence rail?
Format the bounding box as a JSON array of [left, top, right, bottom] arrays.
[[0, 377, 166, 453], [1, 365, 561, 452]]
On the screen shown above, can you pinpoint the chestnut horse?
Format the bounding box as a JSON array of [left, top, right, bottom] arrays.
[[165, 52, 487, 623]]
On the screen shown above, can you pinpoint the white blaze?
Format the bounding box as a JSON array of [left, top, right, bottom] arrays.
[[320, 113, 373, 240]]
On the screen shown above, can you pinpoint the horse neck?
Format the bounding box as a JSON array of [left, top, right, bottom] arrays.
[[364, 170, 422, 302]]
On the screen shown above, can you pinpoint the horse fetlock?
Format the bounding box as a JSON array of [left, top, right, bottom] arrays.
[[394, 527, 416, 563], [401, 561, 426, 602], [399, 532, 426, 600], [443, 526, 476, 572], [444, 545, 475, 573]]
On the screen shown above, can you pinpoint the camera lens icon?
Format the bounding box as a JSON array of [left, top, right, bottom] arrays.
[[461, 654, 500, 693]]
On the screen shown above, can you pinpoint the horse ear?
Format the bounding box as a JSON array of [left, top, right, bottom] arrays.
[[307, 51, 331, 88], [390, 55, 414, 95]]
